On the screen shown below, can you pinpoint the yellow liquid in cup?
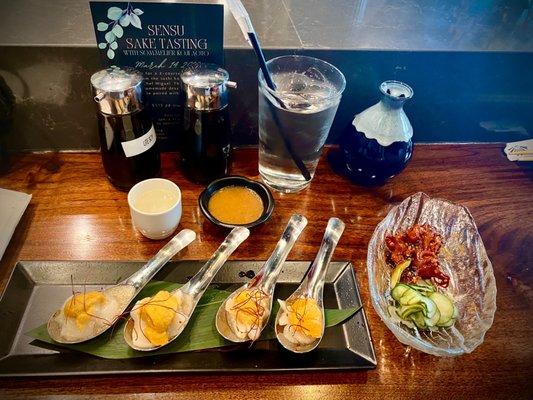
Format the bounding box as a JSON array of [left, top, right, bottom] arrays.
[[134, 189, 179, 213]]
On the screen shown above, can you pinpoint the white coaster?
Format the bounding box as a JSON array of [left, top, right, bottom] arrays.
[[0, 188, 32, 260], [504, 139, 533, 162]]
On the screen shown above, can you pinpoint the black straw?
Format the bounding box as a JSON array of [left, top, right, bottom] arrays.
[[248, 32, 312, 181], [249, 33, 277, 91]]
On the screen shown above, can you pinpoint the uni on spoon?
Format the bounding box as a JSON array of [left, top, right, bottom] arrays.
[[275, 217, 345, 353], [124, 226, 250, 351], [47, 229, 196, 344], [216, 214, 308, 342]]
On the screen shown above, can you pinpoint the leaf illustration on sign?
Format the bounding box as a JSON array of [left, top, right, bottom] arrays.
[[107, 7, 123, 20], [104, 31, 115, 43], [94, 2, 144, 60], [112, 24, 124, 38], [130, 13, 142, 29], [119, 14, 131, 27]]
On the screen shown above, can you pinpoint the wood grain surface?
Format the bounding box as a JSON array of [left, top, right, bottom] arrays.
[[0, 145, 531, 400]]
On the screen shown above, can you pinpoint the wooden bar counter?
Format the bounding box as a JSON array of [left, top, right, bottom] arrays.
[[0, 145, 531, 399]]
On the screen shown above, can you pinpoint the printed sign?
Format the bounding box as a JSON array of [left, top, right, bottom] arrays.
[[89, 1, 224, 150]]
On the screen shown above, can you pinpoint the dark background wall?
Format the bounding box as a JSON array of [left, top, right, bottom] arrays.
[[226, 49, 533, 145], [0, 0, 532, 151]]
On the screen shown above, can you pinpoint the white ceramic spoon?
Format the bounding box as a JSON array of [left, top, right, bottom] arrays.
[[275, 217, 345, 353], [124, 226, 250, 351], [47, 229, 196, 344], [215, 214, 308, 343]]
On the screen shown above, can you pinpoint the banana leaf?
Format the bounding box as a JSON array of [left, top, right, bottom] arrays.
[[26, 281, 361, 359]]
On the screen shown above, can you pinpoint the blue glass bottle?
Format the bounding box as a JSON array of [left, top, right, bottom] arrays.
[[336, 80, 414, 186]]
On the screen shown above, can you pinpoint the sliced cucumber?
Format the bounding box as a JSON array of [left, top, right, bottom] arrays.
[[408, 284, 435, 293], [399, 287, 424, 306], [452, 304, 459, 319], [424, 307, 441, 327], [390, 271, 458, 331], [390, 259, 411, 288], [410, 309, 441, 329], [397, 304, 424, 319], [440, 318, 455, 328], [419, 296, 437, 319], [410, 311, 426, 329], [389, 305, 416, 329], [391, 284, 410, 301], [428, 292, 455, 326]]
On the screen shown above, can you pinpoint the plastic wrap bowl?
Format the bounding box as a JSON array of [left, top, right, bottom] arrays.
[[367, 192, 497, 356]]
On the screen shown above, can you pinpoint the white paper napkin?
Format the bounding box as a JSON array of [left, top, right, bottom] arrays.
[[0, 188, 32, 261]]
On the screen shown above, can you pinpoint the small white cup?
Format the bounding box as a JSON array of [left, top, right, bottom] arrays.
[[127, 178, 182, 240]]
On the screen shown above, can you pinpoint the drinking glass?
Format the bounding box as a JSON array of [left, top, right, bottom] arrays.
[[258, 55, 346, 193]]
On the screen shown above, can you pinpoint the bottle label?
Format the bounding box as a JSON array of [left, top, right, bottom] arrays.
[[121, 125, 157, 158]]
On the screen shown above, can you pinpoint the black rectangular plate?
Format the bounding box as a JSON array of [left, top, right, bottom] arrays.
[[0, 261, 376, 377]]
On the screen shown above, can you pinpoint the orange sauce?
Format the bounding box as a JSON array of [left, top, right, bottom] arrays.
[[208, 186, 264, 225]]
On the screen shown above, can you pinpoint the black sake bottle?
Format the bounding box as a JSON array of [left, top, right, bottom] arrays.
[[333, 80, 414, 186], [179, 64, 234, 184], [91, 67, 160, 190]]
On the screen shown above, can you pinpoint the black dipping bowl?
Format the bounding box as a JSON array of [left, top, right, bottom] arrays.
[[199, 176, 275, 229]]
